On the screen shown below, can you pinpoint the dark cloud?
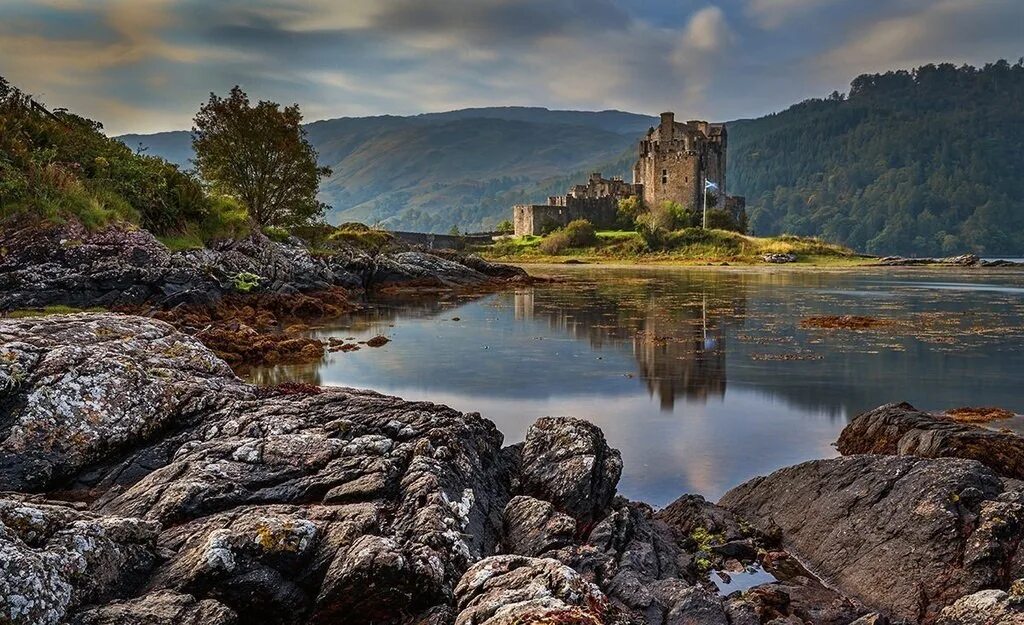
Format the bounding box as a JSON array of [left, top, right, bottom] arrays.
[[0, 0, 1020, 134]]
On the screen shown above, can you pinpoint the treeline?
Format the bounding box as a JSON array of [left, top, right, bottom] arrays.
[[0, 77, 328, 249], [729, 60, 1024, 255]]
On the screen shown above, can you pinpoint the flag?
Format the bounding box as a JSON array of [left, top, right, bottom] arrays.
[[705, 179, 719, 190]]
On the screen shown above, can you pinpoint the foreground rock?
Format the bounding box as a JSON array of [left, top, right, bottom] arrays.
[[0, 312, 781, 625], [836, 401, 1024, 479], [937, 589, 1024, 625], [0, 496, 160, 625], [720, 454, 1024, 624], [7, 312, 1024, 624]]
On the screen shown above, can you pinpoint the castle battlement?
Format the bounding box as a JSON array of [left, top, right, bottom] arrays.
[[633, 112, 727, 213], [512, 112, 744, 237]]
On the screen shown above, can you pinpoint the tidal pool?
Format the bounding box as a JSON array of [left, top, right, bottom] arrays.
[[247, 265, 1024, 506]]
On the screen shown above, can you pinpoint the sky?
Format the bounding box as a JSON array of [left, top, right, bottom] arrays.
[[0, 0, 1021, 135]]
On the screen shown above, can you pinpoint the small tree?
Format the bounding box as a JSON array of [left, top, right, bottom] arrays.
[[616, 196, 643, 229], [496, 219, 514, 235], [192, 86, 331, 228]]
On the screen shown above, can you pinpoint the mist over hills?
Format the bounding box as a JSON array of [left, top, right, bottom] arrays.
[[119, 61, 1024, 254]]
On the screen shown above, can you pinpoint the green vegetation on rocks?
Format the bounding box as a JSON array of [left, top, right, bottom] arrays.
[[487, 227, 859, 265]]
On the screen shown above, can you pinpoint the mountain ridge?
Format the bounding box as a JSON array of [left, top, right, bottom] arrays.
[[117, 62, 1024, 254]]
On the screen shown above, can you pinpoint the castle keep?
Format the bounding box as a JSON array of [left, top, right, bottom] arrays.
[[513, 112, 743, 236], [634, 112, 726, 214]]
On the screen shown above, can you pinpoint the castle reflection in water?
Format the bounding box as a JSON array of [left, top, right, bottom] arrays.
[[513, 281, 740, 410]]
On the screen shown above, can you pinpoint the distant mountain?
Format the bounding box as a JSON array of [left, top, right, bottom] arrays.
[[120, 64, 1024, 253], [116, 107, 654, 232], [116, 130, 195, 169], [729, 60, 1024, 255]]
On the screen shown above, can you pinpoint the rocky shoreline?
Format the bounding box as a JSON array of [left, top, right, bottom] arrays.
[[3, 220, 1024, 624], [1, 313, 1023, 625], [0, 219, 532, 368]]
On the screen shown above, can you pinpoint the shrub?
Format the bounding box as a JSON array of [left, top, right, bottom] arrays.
[[329, 224, 394, 252], [616, 196, 643, 229], [496, 219, 514, 235], [200, 195, 250, 241], [263, 225, 291, 243], [704, 208, 743, 232], [538, 219, 597, 254], [539, 230, 571, 254], [562, 219, 598, 247]]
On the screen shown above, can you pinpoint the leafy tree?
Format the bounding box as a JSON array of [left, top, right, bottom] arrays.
[[496, 219, 514, 234], [705, 208, 742, 232], [192, 86, 331, 228]]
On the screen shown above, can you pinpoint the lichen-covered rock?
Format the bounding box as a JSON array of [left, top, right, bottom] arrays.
[[574, 500, 697, 622], [501, 495, 577, 557], [90, 386, 515, 623], [370, 251, 495, 290], [69, 590, 238, 625], [0, 497, 159, 625], [520, 417, 623, 524], [0, 220, 526, 312], [453, 555, 609, 625], [0, 314, 245, 491], [145, 508, 322, 623], [936, 589, 1024, 625], [655, 494, 751, 544], [837, 401, 1024, 479], [720, 455, 1024, 624]]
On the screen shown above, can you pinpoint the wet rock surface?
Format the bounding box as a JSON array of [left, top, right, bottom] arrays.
[[3, 312, 1023, 624], [720, 454, 1024, 624], [837, 401, 1024, 479]]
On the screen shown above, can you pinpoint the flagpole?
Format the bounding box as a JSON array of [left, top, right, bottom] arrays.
[[702, 175, 707, 229]]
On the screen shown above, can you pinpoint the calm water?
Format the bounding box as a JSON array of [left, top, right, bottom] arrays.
[[248, 266, 1024, 506]]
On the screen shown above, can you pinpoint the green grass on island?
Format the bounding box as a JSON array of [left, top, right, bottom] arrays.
[[481, 228, 872, 266]]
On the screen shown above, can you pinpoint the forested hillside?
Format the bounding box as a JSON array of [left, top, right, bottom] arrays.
[[119, 108, 652, 233], [729, 61, 1024, 255], [120, 62, 1024, 253]]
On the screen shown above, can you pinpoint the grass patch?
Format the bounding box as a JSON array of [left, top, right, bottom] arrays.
[[483, 227, 866, 266], [157, 230, 206, 251], [6, 305, 107, 318], [329, 224, 394, 252]]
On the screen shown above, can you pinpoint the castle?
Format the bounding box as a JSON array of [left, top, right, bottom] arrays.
[[513, 112, 744, 236]]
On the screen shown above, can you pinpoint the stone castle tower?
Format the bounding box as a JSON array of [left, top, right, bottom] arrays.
[[633, 112, 727, 212]]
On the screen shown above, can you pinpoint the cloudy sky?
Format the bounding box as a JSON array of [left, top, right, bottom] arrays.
[[1, 0, 1020, 135]]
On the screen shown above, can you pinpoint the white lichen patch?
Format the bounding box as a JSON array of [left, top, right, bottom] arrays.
[[204, 530, 237, 572], [342, 435, 393, 456]]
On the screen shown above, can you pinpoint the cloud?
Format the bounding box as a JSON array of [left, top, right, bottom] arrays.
[[820, 0, 1024, 76], [745, 0, 839, 29], [0, 0, 1021, 134]]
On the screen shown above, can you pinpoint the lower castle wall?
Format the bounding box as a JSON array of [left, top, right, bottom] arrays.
[[513, 199, 619, 236]]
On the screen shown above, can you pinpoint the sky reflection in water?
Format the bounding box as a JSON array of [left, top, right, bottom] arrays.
[[248, 266, 1024, 506]]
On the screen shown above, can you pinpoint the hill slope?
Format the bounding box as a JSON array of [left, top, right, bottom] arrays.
[[729, 61, 1024, 255], [118, 107, 653, 232], [120, 63, 1024, 253]]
